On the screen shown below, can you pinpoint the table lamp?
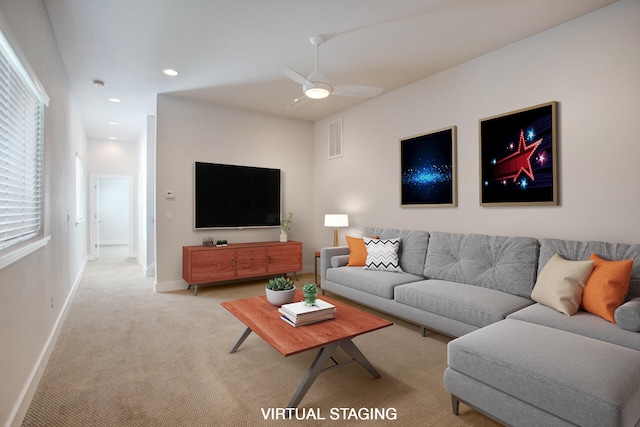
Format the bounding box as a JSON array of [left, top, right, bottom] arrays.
[[324, 214, 349, 246]]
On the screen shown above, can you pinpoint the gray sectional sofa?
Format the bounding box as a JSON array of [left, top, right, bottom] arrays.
[[320, 227, 640, 427]]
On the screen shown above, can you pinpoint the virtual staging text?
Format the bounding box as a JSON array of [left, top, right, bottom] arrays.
[[261, 407, 398, 421]]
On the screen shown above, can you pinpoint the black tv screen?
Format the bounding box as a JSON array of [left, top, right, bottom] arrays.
[[194, 162, 281, 229]]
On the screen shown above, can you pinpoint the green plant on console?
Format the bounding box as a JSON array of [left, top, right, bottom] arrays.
[[266, 276, 295, 291], [280, 212, 293, 234]]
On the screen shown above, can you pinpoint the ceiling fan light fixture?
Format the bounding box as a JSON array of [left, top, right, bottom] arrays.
[[304, 82, 331, 99]]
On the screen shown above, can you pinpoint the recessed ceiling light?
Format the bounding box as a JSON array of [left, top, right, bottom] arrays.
[[108, 121, 118, 125], [163, 69, 179, 76], [108, 137, 117, 140], [108, 98, 121, 103]]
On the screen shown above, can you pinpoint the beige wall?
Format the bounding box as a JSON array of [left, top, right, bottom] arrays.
[[155, 96, 314, 290], [0, 0, 88, 425], [313, 0, 640, 246]]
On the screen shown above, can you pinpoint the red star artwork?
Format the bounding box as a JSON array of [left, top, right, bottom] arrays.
[[490, 129, 542, 183]]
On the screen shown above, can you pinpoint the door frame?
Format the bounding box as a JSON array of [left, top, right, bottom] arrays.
[[89, 174, 134, 259]]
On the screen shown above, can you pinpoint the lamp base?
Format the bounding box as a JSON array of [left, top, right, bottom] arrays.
[[333, 228, 339, 247]]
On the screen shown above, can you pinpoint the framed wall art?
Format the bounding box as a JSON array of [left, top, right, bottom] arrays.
[[480, 101, 558, 206], [400, 126, 457, 207]]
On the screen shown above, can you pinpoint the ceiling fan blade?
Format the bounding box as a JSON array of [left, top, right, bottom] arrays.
[[332, 85, 383, 98], [276, 65, 311, 86], [287, 95, 310, 109]]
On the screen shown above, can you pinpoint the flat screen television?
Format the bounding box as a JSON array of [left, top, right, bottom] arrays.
[[194, 162, 281, 229]]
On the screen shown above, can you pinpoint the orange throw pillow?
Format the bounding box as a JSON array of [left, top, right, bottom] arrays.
[[581, 253, 633, 323], [345, 235, 378, 266]]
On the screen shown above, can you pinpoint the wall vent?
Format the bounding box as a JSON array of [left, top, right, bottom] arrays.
[[328, 118, 343, 159]]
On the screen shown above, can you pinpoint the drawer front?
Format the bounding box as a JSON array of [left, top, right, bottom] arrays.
[[190, 248, 236, 282], [236, 247, 267, 276], [267, 244, 302, 273]]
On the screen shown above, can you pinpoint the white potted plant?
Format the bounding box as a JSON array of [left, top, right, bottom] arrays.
[[265, 276, 296, 306], [280, 211, 293, 242]]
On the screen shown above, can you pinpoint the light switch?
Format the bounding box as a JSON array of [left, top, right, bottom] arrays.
[[166, 212, 172, 221], [166, 191, 176, 200]]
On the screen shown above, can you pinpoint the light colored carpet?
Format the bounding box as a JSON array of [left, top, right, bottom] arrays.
[[22, 255, 500, 427]]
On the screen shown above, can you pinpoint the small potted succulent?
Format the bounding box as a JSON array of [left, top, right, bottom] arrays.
[[303, 282, 318, 306], [202, 236, 214, 247], [216, 239, 228, 247], [265, 276, 296, 306]]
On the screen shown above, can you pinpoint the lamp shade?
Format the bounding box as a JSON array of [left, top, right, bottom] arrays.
[[324, 214, 349, 228]]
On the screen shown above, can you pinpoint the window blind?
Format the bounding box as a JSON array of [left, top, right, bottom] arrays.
[[0, 25, 47, 251]]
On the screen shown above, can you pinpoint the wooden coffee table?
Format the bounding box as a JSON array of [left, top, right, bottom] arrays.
[[221, 291, 392, 408]]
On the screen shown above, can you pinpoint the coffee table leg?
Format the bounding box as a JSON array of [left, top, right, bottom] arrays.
[[229, 327, 252, 354], [339, 339, 382, 378], [287, 342, 339, 409]]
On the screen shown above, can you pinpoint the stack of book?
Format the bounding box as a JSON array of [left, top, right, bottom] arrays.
[[278, 299, 336, 327]]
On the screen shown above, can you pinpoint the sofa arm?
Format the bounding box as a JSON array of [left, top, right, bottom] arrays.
[[320, 246, 350, 285], [615, 297, 640, 332]]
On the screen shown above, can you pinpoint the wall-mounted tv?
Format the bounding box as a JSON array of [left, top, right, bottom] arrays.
[[194, 162, 281, 229]]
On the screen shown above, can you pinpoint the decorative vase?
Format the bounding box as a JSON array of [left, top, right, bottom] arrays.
[[280, 231, 288, 242], [266, 287, 296, 306], [303, 289, 318, 306]]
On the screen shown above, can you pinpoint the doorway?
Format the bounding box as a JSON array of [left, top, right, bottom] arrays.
[[89, 175, 134, 259]]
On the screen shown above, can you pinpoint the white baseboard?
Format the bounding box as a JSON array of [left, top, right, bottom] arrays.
[[140, 260, 155, 278], [8, 256, 88, 427], [100, 240, 129, 246], [154, 279, 187, 293]]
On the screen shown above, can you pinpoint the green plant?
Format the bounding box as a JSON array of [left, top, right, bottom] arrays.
[[266, 276, 295, 291], [280, 211, 293, 234], [303, 283, 317, 293]]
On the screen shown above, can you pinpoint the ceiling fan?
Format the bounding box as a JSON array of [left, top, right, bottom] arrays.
[[278, 35, 383, 109]]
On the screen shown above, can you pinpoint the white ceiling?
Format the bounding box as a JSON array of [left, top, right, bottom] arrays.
[[43, 0, 618, 142]]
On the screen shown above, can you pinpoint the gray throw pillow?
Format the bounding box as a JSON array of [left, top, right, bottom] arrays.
[[363, 237, 403, 273], [614, 297, 640, 332]]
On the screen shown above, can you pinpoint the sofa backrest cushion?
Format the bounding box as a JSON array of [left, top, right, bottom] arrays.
[[539, 238, 640, 301], [363, 227, 429, 276], [423, 232, 539, 299]]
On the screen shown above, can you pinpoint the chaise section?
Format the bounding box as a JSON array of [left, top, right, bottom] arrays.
[[445, 319, 640, 427]]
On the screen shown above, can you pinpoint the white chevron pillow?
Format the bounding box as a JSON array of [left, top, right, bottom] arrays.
[[363, 237, 403, 273]]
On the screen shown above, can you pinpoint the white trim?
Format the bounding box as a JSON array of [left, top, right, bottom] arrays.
[[7, 255, 87, 427], [0, 236, 50, 271], [154, 279, 188, 293]]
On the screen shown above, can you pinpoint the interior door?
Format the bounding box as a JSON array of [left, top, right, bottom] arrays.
[[95, 177, 101, 259]]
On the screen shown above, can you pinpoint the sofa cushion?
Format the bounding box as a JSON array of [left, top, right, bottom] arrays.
[[447, 319, 640, 427], [539, 238, 640, 301], [615, 298, 640, 332], [508, 303, 640, 351], [530, 254, 594, 316], [423, 232, 539, 298], [363, 227, 429, 276], [363, 237, 403, 272], [582, 254, 633, 323], [326, 266, 423, 299], [395, 279, 533, 329]]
